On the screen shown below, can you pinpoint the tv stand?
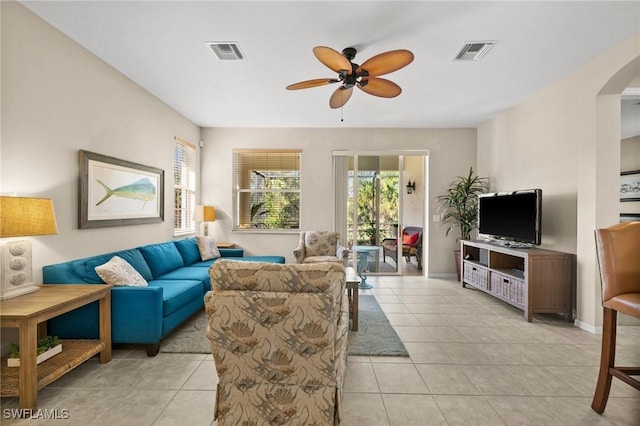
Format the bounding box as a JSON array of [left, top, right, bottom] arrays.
[[461, 240, 574, 322]]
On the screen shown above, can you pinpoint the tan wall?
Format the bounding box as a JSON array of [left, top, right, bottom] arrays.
[[1, 2, 200, 284], [199, 128, 476, 275], [478, 33, 640, 331]]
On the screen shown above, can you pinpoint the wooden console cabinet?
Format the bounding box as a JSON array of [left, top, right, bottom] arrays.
[[461, 240, 574, 322]]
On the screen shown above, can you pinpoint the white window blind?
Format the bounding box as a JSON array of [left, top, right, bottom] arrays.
[[233, 149, 301, 230], [174, 138, 196, 235]]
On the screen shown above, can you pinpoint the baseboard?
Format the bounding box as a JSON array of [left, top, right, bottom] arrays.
[[428, 273, 458, 280], [574, 319, 601, 335]]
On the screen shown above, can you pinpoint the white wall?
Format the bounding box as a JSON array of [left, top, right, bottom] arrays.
[[621, 135, 640, 216], [1, 2, 200, 284], [199, 128, 476, 275], [477, 33, 640, 331]]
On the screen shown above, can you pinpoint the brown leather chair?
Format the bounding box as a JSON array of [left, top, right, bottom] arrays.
[[591, 222, 640, 414]]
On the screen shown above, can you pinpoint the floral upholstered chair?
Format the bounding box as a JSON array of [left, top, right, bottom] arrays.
[[293, 231, 349, 267], [205, 259, 349, 426]]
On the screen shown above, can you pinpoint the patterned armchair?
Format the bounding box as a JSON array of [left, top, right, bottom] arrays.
[[293, 231, 349, 267], [205, 260, 349, 426], [381, 226, 423, 270]]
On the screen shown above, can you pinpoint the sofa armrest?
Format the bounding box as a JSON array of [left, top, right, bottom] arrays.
[[293, 242, 305, 264], [336, 244, 349, 266]]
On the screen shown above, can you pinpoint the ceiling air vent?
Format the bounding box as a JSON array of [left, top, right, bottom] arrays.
[[453, 41, 496, 61], [207, 42, 245, 61]]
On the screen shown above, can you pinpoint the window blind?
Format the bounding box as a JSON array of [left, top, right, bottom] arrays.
[[174, 138, 196, 234], [233, 149, 301, 230]]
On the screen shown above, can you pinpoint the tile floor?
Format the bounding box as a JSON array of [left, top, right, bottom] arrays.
[[2, 275, 639, 425]]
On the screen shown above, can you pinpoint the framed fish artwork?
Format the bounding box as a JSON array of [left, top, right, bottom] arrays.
[[79, 150, 164, 228]]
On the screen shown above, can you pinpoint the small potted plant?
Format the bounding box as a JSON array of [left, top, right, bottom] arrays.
[[436, 167, 489, 280], [7, 336, 62, 367]]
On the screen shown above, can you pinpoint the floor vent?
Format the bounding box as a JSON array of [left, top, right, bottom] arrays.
[[453, 41, 496, 61], [207, 42, 245, 61]]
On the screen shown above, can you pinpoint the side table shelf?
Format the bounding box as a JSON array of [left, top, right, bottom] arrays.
[[1, 340, 105, 397]]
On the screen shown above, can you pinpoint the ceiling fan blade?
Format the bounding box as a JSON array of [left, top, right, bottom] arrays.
[[286, 78, 337, 90], [357, 49, 414, 77], [313, 46, 352, 73], [358, 77, 402, 98], [329, 86, 353, 109]]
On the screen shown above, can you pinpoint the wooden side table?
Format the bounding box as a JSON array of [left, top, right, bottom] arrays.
[[0, 284, 112, 410], [345, 267, 359, 331], [216, 242, 235, 248]]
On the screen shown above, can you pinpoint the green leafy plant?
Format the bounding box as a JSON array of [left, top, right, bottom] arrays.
[[7, 336, 60, 358], [436, 167, 489, 241]]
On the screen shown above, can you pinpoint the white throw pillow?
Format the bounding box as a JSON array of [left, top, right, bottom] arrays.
[[95, 256, 148, 286], [196, 236, 221, 261]]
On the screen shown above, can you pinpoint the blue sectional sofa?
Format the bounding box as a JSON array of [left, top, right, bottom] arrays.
[[42, 238, 285, 356]]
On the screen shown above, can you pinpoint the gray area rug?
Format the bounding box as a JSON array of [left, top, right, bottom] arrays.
[[160, 295, 408, 357]]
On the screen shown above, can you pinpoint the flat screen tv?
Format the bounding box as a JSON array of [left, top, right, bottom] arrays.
[[478, 189, 542, 246]]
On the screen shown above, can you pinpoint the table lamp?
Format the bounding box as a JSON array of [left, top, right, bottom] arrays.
[[193, 205, 215, 236], [0, 196, 58, 300]]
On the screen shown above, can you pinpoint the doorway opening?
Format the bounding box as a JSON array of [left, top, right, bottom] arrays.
[[333, 150, 428, 276]]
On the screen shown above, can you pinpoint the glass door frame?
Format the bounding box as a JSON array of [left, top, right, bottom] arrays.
[[333, 149, 429, 276]]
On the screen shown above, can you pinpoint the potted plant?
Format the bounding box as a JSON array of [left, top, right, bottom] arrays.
[[436, 167, 489, 280], [7, 336, 62, 367]]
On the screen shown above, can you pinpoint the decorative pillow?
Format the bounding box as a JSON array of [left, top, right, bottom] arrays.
[[95, 256, 148, 286], [402, 233, 419, 245], [196, 236, 221, 261]]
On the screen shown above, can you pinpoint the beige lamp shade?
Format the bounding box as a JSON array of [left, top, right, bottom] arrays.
[[0, 196, 59, 237], [193, 205, 215, 223]]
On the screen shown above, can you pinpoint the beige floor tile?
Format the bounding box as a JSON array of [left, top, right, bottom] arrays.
[[348, 355, 371, 363], [91, 389, 177, 425], [486, 396, 564, 425], [30, 388, 123, 426], [344, 361, 380, 393], [153, 390, 215, 426], [83, 359, 154, 388], [373, 295, 404, 304], [382, 394, 448, 425], [415, 363, 481, 395], [182, 360, 219, 390], [537, 396, 621, 426], [393, 325, 435, 342], [461, 365, 532, 396], [433, 395, 507, 425], [133, 359, 201, 389], [372, 363, 429, 394], [504, 365, 579, 396], [412, 313, 452, 326], [404, 342, 453, 364], [340, 393, 390, 426], [384, 313, 421, 326], [424, 326, 470, 342], [369, 356, 414, 364], [379, 303, 411, 314]]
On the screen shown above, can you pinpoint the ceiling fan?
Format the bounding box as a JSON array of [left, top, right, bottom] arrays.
[[286, 46, 414, 109]]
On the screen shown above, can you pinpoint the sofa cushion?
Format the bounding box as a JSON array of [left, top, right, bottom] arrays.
[[196, 236, 221, 260], [174, 238, 201, 266], [95, 256, 148, 286], [148, 280, 203, 316], [138, 242, 185, 278], [156, 266, 211, 293], [70, 249, 153, 283]]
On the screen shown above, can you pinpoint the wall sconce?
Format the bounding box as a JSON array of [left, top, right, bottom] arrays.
[[406, 180, 416, 194], [0, 196, 59, 300], [193, 205, 216, 236]]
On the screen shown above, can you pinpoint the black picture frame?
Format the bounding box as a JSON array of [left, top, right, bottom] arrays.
[[79, 150, 164, 228], [620, 169, 640, 202]]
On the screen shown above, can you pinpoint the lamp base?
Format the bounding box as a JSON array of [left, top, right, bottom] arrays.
[[0, 283, 40, 300]]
